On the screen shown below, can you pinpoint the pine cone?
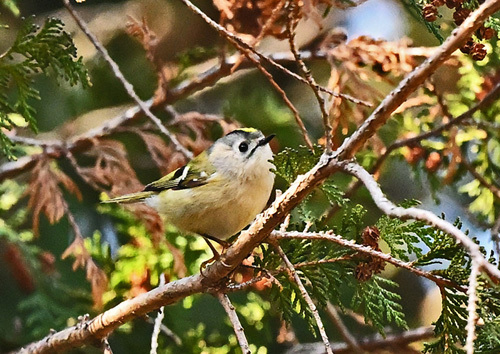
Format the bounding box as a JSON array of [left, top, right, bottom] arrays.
[[453, 7, 471, 25], [460, 38, 475, 54], [479, 26, 496, 40], [423, 4, 438, 22], [471, 43, 487, 61], [432, 0, 445, 6], [445, 0, 461, 8]]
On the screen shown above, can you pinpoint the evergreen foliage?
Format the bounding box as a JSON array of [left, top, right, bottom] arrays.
[[0, 17, 89, 159]]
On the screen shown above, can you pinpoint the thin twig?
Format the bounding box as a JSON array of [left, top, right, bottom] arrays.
[[272, 243, 333, 354], [462, 158, 500, 199], [178, 0, 371, 107], [334, 160, 500, 281], [465, 261, 480, 354], [492, 214, 500, 260], [270, 230, 466, 292], [144, 316, 182, 346], [216, 293, 251, 354], [325, 303, 365, 353], [150, 274, 167, 354], [101, 338, 113, 354], [229, 0, 287, 73], [62, 0, 192, 159], [286, 7, 331, 151]]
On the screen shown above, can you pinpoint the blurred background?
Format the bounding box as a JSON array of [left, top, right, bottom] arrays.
[[0, 0, 492, 353]]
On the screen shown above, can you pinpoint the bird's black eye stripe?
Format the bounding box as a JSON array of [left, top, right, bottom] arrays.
[[239, 141, 249, 152]]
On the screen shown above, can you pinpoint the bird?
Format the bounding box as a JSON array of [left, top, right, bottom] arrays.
[[103, 128, 275, 263]]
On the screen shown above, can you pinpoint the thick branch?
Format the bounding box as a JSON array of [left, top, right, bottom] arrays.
[[285, 326, 435, 354], [335, 160, 500, 281], [335, 0, 500, 159]]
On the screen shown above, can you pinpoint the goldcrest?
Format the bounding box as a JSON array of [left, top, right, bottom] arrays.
[[104, 128, 275, 246]]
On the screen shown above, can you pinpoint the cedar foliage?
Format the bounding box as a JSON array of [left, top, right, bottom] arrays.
[[2, 0, 500, 353]]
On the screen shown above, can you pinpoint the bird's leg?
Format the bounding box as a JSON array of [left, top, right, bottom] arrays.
[[200, 235, 230, 274]]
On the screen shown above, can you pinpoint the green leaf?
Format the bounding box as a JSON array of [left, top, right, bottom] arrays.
[[351, 276, 408, 335], [424, 288, 468, 354]]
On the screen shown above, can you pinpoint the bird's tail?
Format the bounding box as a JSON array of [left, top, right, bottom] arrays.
[[102, 191, 155, 204]]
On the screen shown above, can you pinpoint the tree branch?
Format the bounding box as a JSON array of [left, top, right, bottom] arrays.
[[334, 160, 500, 281], [334, 0, 500, 159], [285, 326, 435, 354], [62, 0, 193, 159], [272, 243, 333, 354], [216, 293, 251, 354], [150, 274, 167, 354], [465, 261, 480, 354], [269, 230, 466, 292], [325, 303, 365, 353]]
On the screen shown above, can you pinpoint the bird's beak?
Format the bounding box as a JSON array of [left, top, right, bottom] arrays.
[[258, 134, 275, 147]]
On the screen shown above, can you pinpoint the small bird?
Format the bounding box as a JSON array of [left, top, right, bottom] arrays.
[[104, 128, 275, 260]]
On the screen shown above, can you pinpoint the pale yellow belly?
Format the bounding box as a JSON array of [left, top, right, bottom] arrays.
[[146, 177, 272, 240]]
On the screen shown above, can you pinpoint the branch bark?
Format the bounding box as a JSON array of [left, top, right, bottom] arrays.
[[285, 326, 435, 354], [216, 293, 251, 354]]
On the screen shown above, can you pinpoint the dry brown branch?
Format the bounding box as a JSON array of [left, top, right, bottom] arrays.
[[272, 243, 333, 354], [286, 6, 331, 151], [325, 303, 365, 353], [216, 293, 251, 354], [462, 157, 500, 199], [179, 0, 371, 107], [284, 326, 435, 354]]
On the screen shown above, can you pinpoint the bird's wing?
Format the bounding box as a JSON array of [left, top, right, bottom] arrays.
[[144, 151, 215, 192]]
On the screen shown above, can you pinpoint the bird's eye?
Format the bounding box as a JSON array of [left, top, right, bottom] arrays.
[[238, 142, 249, 153]]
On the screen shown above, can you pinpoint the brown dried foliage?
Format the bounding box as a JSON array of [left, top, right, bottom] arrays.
[[323, 36, 417, 149], [62, 236, 108, 309], [77, 139, 165, 243], [27, 158, 82, 235], [4, 243, 35, 293], [126, 17, 171, 104], [213, 0, 332, 39]]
